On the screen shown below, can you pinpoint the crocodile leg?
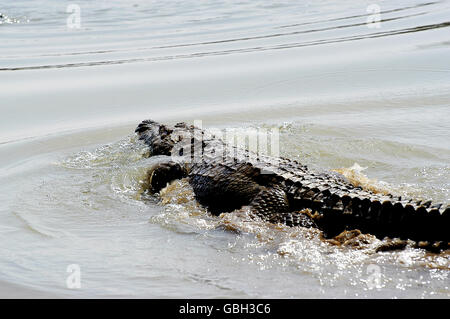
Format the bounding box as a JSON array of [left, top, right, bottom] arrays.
[[188, 164, 261, 215], [249, 185, 316, 228], [146, 160, 187, 193]]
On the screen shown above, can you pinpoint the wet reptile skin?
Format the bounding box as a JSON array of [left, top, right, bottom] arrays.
[[135, 119, 449, 251]]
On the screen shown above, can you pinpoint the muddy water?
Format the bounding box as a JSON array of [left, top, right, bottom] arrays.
[[0, 0, 449, 298]]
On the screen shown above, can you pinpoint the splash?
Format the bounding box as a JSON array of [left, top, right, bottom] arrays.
[[154, 174, 449, 272], [333, 163, 390, 195], [61, 135, 148, 170], [0, 12, 29, 25], [153, 178, 217, 231]]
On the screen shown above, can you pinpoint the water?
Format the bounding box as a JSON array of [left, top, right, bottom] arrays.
[[0, 0, 449, 298]]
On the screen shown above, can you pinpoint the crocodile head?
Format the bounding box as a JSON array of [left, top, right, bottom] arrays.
[[135, 119, 199, 158], [135, 120, 176, 156]]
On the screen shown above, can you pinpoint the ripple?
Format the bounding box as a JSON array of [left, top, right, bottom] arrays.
[[2, 21, 448, 72]]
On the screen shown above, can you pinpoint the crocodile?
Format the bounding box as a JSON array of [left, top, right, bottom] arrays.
[[135, 119, 449, 251]]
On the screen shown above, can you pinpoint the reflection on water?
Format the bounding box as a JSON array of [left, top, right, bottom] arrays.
[[0, 0, 449, 298]]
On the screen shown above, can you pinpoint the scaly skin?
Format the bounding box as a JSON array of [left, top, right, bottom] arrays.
[[135, 120, 449, 251]]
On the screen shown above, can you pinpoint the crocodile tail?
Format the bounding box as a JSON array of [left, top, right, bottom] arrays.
[[288, 183, 449, 248]]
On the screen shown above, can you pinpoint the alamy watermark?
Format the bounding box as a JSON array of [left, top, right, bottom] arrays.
[[170, 120, 280, 170], [66, 264, 81, 289], [367, 4, 381, 29], [365, 264, 382, 289], [66, 4, 81, 29]]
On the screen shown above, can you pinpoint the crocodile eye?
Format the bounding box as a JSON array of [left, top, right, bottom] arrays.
[[179, 148, 184, 156]]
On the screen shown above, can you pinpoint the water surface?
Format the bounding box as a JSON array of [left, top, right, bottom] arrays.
[[0, 0, 449, 298]]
